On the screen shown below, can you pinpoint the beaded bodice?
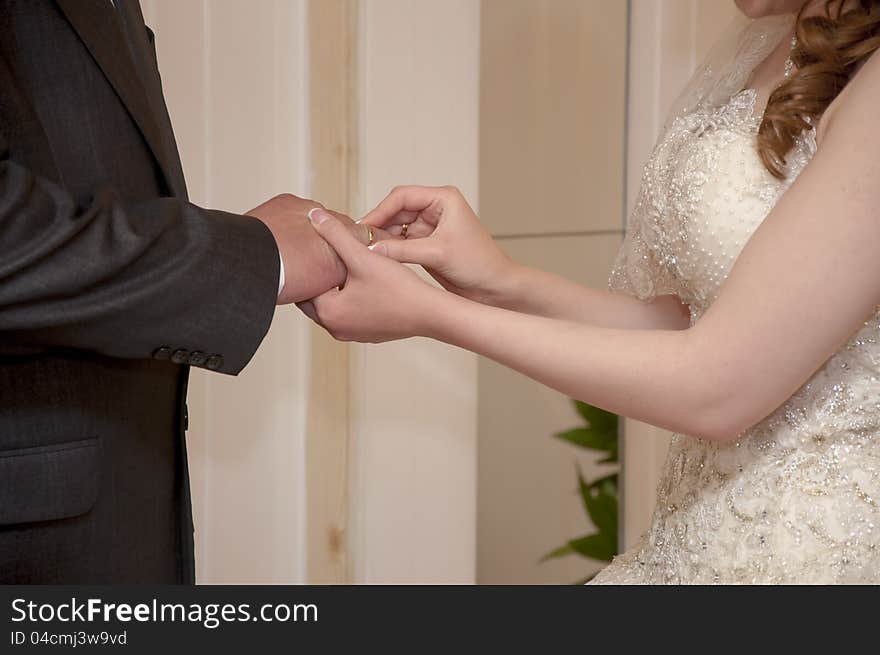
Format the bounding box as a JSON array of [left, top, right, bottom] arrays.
[[593, 81, 880, 584]]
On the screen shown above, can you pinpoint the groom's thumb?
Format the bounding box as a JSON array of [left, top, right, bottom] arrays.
[[370, 238, 441, 269], [309, 208, 365, 266]]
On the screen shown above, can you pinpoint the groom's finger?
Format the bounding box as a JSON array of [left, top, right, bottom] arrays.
[[325, 210, 397, 245], [353, 221, 397, 245], [370, 237, 442, 269], [360, 186, 441, 227], [309, 208, 368, 268]]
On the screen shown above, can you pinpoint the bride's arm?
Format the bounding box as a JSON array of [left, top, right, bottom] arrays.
[[491, 264, 690, 330], [309, 53, 880, 442], [433, 58, 880, 439]]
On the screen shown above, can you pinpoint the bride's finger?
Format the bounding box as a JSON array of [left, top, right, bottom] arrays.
[[360, 186, 444, 227], [296, 300, 320, 324], [359, 209, 419, 228], [309, 208, 369, 269], [323, 209, 393, 236], [384, 220, 433, 239]]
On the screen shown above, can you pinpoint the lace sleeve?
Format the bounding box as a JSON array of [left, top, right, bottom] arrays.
[[607, 196, 678, 301]]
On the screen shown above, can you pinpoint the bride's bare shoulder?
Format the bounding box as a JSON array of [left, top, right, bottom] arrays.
[[817, 48, 880, 146]]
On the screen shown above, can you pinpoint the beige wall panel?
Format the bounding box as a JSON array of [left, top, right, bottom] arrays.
[[658, 0, 698, 116], [478, 233, 621, 584], [350, 0, 480, 583], [479, 0, 627, 237], [141, 0, 208, 203], [626, 0, 661, 215], [146, 0, 311, 583], [140, 0, 212, 585], [199, 0, 310, 584], [696, 0, 742, 60]]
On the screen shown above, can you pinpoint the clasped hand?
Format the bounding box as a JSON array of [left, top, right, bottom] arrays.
[[299, 186, 518, 343]]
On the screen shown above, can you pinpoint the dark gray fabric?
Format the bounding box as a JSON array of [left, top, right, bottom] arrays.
[[0, 0, 281, 583], [0, 438, 99, 525]]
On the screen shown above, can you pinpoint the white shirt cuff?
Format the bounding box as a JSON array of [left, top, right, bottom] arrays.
[[277, 251, 285, 298]]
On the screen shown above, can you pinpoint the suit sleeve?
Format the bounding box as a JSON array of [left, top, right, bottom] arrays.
[[0, 132, 280, 375]]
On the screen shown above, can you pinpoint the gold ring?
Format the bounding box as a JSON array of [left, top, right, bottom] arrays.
[[366, 225, 375, 247], [401, 223, 409, 239]]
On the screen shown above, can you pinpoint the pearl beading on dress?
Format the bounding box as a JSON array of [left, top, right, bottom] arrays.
[[595, 80, 880, 585]]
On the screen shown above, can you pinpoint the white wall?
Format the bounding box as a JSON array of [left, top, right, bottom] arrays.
[[141, 0, 310, 583], [348, 0, 480, 583]]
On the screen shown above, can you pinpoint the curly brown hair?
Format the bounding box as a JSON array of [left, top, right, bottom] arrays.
[[757, 0, 880, 178]]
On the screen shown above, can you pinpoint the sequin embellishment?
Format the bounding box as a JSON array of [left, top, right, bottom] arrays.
[[595, 85, 880, 584]]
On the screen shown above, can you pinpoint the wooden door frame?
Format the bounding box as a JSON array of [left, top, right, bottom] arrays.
[[305, 0, 359, 584]]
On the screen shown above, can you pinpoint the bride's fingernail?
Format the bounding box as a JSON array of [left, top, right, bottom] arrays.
[[308, 207, 329, 224]]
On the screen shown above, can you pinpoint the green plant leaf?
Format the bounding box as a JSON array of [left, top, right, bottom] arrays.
[[540, 400, 621, 573], [576, 465, 591, 515], [554, 427, 616, 453], [582, 480, 618, 536], [586, 473, 618, 494], [539, 543, 575, 562], [573, 400, 617, 435], [600, 435, 620, 462], [577, 466, 618, 535], [568, 532, 617, 562]]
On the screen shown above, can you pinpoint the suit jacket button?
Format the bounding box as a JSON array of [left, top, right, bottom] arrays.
[[171, 348, 190, 364], [206, 354, 224, 370], [188, 351, 207, 366], [153, 346, 172, 361]]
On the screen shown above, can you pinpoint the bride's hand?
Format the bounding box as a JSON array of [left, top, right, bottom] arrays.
[[359, 185, 518, 305], [298, 208, 445, 343]]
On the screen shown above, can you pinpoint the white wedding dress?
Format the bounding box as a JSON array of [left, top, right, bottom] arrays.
[[590, 15, 880, 584]]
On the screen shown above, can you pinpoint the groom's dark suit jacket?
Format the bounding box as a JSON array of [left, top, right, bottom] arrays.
[[0, 0, 280, 583]]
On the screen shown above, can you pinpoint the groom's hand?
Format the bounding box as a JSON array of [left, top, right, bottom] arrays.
[[246, 194, 381, 305]]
